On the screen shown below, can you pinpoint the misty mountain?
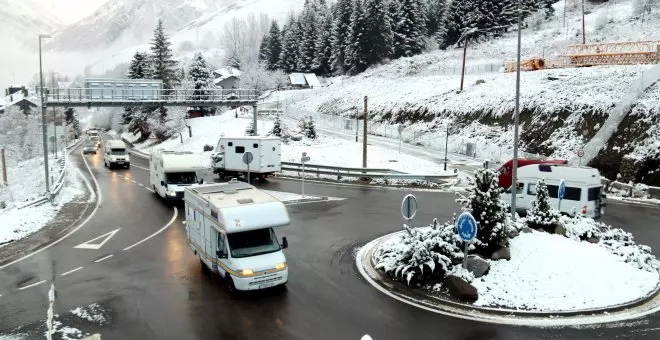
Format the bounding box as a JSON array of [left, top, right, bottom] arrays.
[[0, 0, 64, 50]]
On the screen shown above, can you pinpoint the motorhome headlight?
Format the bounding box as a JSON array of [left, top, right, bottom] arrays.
[[166, 190, 177, 196], [241, 269, 254, 276], [275, 263, 287, 270]]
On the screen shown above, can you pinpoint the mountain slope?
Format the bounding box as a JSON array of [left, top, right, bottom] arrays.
[[0, 0, 63, 50]]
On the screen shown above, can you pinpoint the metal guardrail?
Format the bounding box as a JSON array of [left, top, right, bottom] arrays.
[[281, 162, 458, 183], [19, 154, 68, 209]]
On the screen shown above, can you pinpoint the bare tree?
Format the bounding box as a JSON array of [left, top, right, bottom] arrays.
[[221, 13, 271, 69]]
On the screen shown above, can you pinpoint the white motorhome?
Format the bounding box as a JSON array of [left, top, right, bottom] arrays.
[[212, 137, 281, 181], [150, 150, 205, 200], [184, 181, 289, 292], [103, 140, 130, 169], [503, 164, 605, 219]]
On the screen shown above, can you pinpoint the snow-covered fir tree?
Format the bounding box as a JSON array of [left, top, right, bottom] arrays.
[[362, 0, 393, 68], [526, 179, 561, 231], [279, 16, 302, 73], [258, 34, 271, 64], [437, 0, 482, 49], [345, 0, 368, 74], [393, 0, 427, 58], [425, 0, 446, 37], [457, 168, 509, 255], [123, 51, 150, 125], [266, 21, 282, 70], [298, 1, 321, 73], [149, 19, 178, 90], [188, 52, 213, 116], [270, 115, 284, 137], [72, 111, 81, 138], [298, 116, 317, 139], [330, 0, 354, 73], [313, 13, 334, 75]]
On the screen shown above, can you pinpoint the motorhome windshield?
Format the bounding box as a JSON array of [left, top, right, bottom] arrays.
[[110, 148, 126, 155], [227, 228, 280, 258], [165, 172, 197, 185]]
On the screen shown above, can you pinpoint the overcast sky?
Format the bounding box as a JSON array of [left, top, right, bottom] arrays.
[[40, 0, 110, 24]]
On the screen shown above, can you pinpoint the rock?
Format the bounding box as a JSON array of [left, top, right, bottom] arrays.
[[521, 227, 533, 234], [466, 255, 490, 278], [547, 76, 560, 81], [475, 79, 486, 85], [508, 229, 520, 239], [291, 135, 303, 141], [491, 247, 511, 261], [445, 275, 478, 302], [0, 201, 5, 209], [554, 225, 567, 236], [587, 236, 600, 244]]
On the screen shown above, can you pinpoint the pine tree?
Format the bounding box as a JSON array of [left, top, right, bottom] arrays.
[[188, 52, 212, 116], [437, 0, 481, 49], [425, 0, 446, 37], [279, 17, 302, 73], [457, 168, 510, 256], [149, 19, 178, 90], [270, 115, 284, 137], [361, 0, 393, 69], [124, 51, 150, 126], [393, 0, 427, 58], [259, 33, 271, 63], [345, 0, 368, 74], [266, 21, 282, 70], [72, 111, 81, 138], [298, 2, 320, 73], [539, 0, 556, 18], [330, 0, 353, 73], [313, 14, 334, 75], [526, 179, 561, 232]]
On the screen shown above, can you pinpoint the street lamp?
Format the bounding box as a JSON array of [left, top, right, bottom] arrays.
[[39, 33, 52, 198], [510, 1, 523, 221]]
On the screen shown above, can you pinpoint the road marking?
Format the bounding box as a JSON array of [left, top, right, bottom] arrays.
[[60, 266, 84, 277], [123, 207, 178, 251], [130, 180, 136, 183], [73, 228, 120, 250], [18, 280, 46, 290], [94, 254, 114, 263], [131, 164, 149, 171], [146, 188, 155, 193], [0, 145, 103, 270], [138, 183, 144, 187]]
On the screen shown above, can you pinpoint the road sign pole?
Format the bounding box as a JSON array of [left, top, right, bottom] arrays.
[[463, 242, 469, 269], [302, 162, 305, 197], [247, 162, 250, 185]]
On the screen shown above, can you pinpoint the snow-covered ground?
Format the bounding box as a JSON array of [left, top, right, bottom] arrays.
[[0, 154, 88, 246], [472, 231, 660, 311], [124, 109, 451, 175]]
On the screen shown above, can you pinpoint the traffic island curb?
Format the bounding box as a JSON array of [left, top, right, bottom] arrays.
[[356, 231, 660, 327]]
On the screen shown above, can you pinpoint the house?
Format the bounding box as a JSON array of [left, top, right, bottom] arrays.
[[288, 73, 321, 89], [0, 90, 38, 115], [213, 67, 241, 89]]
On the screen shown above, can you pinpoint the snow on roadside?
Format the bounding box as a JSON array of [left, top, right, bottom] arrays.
[[70, 303, 108, 325], [472, 232, 660, 311], [0, 155, 87, 246]]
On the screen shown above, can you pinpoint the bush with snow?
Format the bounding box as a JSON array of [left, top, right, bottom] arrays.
[[297, 116, 317, 139], [562, 215, 659, 273], [373, 219, 465, 286], [456, 168, 510, 256], [525, 179, 560, 232]]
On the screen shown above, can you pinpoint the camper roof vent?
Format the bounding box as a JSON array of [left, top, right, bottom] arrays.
[[237, 198, 254, 204]]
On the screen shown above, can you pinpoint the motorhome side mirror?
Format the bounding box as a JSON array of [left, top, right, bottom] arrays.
[[216, 250, 226, 258], [281, 237, 288, 249], [198, 179, 204, 184], [160, 181, 165, 187]]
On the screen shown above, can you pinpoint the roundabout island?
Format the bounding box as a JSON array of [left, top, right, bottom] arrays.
[[357, 169, 660, 327]]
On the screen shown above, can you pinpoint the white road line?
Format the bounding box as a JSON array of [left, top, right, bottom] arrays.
[[130, 164, 149, 171], [138, 183, 144, 187], [0, 145, 103, 270], [18, 280, 46, 290], [94, 254, 114, 263], [60, 266, 84, 277], [130, 180, 136, 183], [123, 207, 178, 251]]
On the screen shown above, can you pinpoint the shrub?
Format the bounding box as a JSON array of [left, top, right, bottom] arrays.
[[525, 179, 561, 232]]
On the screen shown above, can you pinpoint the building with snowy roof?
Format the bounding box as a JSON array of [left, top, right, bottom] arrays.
[[288, 73, 321, 89], [213, 67, 241, 89], [0, 89, 38, 115]]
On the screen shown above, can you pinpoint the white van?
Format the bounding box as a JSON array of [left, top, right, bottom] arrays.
[[212, 137, 281, 181], [502, 164, 605, 219], [103, 140, 130, 169], [184, 181, 289, 292], [150, 150, 205, 200]]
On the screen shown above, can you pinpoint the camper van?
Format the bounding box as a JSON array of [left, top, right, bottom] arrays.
[[502, 164, 605, 219], [212, 137, 281, 181], [497, 158, 568, 188], [103, 140, 130, 169], [150, 150, 205, 200], [184, 181, 289, 292]]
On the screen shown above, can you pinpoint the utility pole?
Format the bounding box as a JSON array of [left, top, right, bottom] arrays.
[[444, 125, 449, 171], [581, 0, 586, 44], [355, 108, 359, 143], [511, 0, 523, 222], [39, 34, 51, 197], [362, 96, 368, 168], [460, 37, 469, 91], [563, 0, 567, 27], [1, 148, 7, 185]]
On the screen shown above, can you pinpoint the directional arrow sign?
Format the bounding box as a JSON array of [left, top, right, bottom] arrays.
[[74, 228, 120, 250]]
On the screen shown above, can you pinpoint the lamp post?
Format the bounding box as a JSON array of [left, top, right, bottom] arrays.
[[39, 34, 52, 197], [511, 1, 523, 221]]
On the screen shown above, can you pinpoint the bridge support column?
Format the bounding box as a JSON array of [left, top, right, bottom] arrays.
[[253, 105, 258, 136]]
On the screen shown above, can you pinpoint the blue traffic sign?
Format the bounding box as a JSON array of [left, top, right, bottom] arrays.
[[456, 212, 477, 241], [558, 179, 566, 200], [401, 194, 418, 220]]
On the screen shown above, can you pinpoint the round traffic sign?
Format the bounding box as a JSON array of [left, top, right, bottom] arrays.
[[456, 211, 477, 241], [577, 150, 585, 158], [401, 194, 418, 220], [558, 179, 566, 200], [242, 151, 254, 165]]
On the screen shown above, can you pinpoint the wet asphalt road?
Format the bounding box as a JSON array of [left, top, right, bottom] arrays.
[[1, 142, 660, 339]]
